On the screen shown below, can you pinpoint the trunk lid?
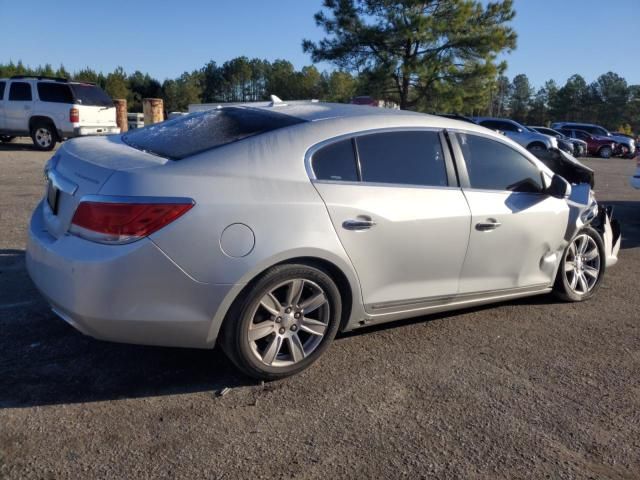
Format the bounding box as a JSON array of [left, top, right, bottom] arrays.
[[76, 105, 117, 126], [43, 135, 167, 238]]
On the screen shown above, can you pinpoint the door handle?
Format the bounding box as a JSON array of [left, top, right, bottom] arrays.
[[476, 219, 502, 231], [342, 217, 376, 231]]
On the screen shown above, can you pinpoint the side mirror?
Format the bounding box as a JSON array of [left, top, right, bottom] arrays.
[[546, 174, 571, 199]]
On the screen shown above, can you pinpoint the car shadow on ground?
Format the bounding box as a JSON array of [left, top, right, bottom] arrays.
[[0, 249, 253, 409], [0, 141, 41, 152]]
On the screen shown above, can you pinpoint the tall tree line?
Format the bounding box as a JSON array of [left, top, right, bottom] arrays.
[[489, 72, 640, 133], [1, 60, 638, 134], [0, 59, 357, 114]]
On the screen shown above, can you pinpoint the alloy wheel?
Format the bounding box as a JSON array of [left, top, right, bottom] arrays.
[[248, 278, 330, 367], [35, 128, 53, 148], [564, 234, 600, 295]]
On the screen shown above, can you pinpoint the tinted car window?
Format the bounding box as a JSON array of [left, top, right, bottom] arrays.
[[9, 82, 32, 101], [37, 83, 74, 103], [355, 131, 447, 187], [312, 139, 358, 181], [0, 81, 5, 100], [70, 84, 113, 107], [122, 107, 306, 160], [457, 133, 543, 193]]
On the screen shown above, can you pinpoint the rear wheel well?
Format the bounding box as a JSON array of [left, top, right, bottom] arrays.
[[29, 116, 57, 136], [222, 256, 354, 335], [527, 141, 546, 150]]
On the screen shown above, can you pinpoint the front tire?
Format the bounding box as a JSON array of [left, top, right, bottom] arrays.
[[220, 264, 342, 380], [30, 121, 57, 151], [554, 227, 605, 302]]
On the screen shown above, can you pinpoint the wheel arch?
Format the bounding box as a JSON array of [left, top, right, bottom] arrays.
[[29, 115, 57, 131], [206, 252, 362, 347], [527, 141, 546, 150]]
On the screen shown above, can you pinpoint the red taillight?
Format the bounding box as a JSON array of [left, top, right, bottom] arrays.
[[70, 201, 193, 244], [69, 107, 79, 123]]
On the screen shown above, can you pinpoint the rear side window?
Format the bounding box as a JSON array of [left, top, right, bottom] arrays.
[[312, 139, 358, 181], [37, 83, 73, 103], [0, 81, 5, 100], [122, 107, 306, 160], [70, 84, 113, 107], [355, 131, 447, 187], [9, 82, 32, 101], [456, 133, 543, 193]]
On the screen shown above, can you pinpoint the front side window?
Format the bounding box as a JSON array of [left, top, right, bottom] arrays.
[[312, 139, 358, 181], [355, 131, 447, 187], [0, 81, 5, 100], [9, 82, 32, 101], [37, 83, 74, 103], [456, 133, 543, 193]]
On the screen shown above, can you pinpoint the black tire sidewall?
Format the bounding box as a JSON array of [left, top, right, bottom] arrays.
[[221, 264, 342, 380], [31, 122, 56, 151], [598, 146, 612, 159], [554, 226, 606, 302]]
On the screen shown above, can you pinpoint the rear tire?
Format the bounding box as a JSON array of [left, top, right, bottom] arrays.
[[220, 264, 342, 380], [30, 121, 57, 151], [553, 226, 605, 302], [598, 145, 612, 159]]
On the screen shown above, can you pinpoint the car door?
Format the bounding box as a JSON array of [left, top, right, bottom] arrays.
[[450, 131, 569, 294], [0, 81, 6, 130], [5, 81, 33, 133], [310, 129, 471, 312]]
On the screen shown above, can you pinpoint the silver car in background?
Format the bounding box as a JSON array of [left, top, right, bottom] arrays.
[[474, 117, 558, 154], [26, 103, 621, 379]]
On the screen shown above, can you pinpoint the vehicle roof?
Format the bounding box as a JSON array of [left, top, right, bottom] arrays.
[[219, 101, 499, 137], [0, 76, 96, 85]]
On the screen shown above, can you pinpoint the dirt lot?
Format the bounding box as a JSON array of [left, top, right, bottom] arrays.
[[0, 139, 639, 479]]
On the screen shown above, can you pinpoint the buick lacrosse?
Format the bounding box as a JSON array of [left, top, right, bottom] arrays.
[[27, 101, 621, 379]]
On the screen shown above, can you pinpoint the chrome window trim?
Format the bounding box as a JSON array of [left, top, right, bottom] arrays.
[[305, 126, 451, 189]]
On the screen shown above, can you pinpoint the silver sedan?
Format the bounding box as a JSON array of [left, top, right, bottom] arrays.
[[26, 102, 621, 379]]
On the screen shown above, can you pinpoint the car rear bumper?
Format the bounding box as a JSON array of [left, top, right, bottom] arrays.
[[26, 201, 232, 348], [61, 126, 120, 138]]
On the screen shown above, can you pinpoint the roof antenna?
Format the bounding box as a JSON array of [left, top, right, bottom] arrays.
[[269, 95, 286, 107]]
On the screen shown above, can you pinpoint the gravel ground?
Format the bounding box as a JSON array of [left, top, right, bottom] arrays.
[[0, 139, 639, 479]]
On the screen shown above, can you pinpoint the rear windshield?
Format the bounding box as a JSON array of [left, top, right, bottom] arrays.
[[70, 84, 113, 107], [121, 107, 306, 160]]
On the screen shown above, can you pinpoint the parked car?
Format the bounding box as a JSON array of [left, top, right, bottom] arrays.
[[557, 128, 617, 158], [552, 122, 636, 158], [529, 126, 587, 157], [526, 126, 574, 155], [26, 103, 620, 380], [474, 117, 557, 154], [0, 75, 119, 150]]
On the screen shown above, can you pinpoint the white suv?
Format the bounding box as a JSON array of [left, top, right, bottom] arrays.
[[0, 76, 120, 150]]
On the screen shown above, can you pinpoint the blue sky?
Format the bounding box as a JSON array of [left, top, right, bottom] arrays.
[[1, 0, 638, 88]]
